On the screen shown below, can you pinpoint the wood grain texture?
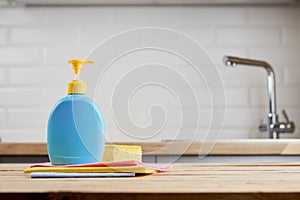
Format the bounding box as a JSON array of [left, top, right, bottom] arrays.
[[0, 143, 46, 155], [0, 140, 300, 156], [1, 163, 300, 200]]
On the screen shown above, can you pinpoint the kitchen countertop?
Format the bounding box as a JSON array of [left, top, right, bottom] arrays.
[[1, 139, 300, 156], [1, 163, 300, 199]]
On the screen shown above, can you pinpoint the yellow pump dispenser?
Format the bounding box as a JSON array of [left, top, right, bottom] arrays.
[[48, 59, 105, 165], [68, 59, 94, 94]]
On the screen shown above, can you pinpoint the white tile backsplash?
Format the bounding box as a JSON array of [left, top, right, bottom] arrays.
[[0, 88, 42, 107], [225, 88, 249, 107], [0, 5, 299, 142], [250, 87, 300, 108], [0, 7, 45, 26], [44, 45, 93, 64], [0, 29, 7, 45], [0, 109, 6, 128], [0, 130, 46, 142], [219, 66, 269, 87], [11, 28, 80, 45], [284, 67, 300, 85], [79, 28, 124, 45], [177, 28, 214, 46], [112, 7, 179, 28], [224, 108, 266, 129], [7, 109, 48, 129], [41, 86, 68, 110], [217, 27, 281, 46], [248, 47, 300, 65], [0, 47, 43, 65], [207, 47, 248, 67], [45, 7, 113, 28], [177, 7, 247, 26], [9, 67, 73, 86], [247, 7, 300, 25], [0, 68, 7, 85], [282, 27, 300, 46]]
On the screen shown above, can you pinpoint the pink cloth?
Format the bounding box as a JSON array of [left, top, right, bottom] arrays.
[[30, 160, 172, 172]]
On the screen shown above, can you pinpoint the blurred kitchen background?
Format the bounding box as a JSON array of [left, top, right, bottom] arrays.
[[0, 0, 299, 142]]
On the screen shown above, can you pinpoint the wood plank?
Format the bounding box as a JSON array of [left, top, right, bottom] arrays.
[[1, 193, 300, 200], [1, 140, 300, 156], [1, 166, 300, 199], [1, 163, 300, 194], [0, 143, 47, 155]]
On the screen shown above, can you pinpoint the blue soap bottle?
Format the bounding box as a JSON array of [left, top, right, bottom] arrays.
[[47, 59, 105, 165]]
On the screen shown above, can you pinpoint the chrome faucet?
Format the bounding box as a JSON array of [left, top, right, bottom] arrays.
[[223, 55, 295, 139]]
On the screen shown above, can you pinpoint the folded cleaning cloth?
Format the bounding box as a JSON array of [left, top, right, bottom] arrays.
[[24, 160, 172, 175], [25, 166, 155, 174], [30, 160, 172, 171], [30, 172, 135, 178]]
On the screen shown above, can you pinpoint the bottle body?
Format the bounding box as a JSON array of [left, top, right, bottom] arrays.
[[47, 94, 105, 165]]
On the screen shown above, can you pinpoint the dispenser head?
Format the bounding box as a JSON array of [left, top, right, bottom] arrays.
[[67, 59, 95, 94], [68, 59, 95, 76]]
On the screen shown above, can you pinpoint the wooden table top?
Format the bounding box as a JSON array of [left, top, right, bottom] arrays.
[[1, 139, 300, 156], [1, 163, 300, 199]]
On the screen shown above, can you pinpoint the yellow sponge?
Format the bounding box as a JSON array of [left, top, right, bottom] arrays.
[[102, 145, 142, 162]]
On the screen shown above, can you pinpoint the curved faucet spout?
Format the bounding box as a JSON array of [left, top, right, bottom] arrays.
[[223, 55, 294, 139], [223, 56, 274, 74], [223, 55, 276, 113], [223, 56, 276, 86]]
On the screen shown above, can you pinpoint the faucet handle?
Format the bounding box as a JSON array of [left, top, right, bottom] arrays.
[[282, 109, 290, 122], [276, 109, 296, 133]]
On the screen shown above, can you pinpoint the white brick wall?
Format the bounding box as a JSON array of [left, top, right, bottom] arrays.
[[0, 88, 42, 107], [0, 29, 7, 45], [11, 28, 80, 45], [0, 7, 44, 25], [247, 7, 300, 25], [217, 27, 281, 46], [285, 67, 300, 85], [0, 5, 299, 142], [0, 47, 43, 64]]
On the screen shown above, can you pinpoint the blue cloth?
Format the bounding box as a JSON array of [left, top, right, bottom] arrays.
[[30, 172, 135, 178]]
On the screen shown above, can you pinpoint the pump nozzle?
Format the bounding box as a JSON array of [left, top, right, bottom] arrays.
[[68, 59, 95, 75], [67, 59, 95, 95]]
